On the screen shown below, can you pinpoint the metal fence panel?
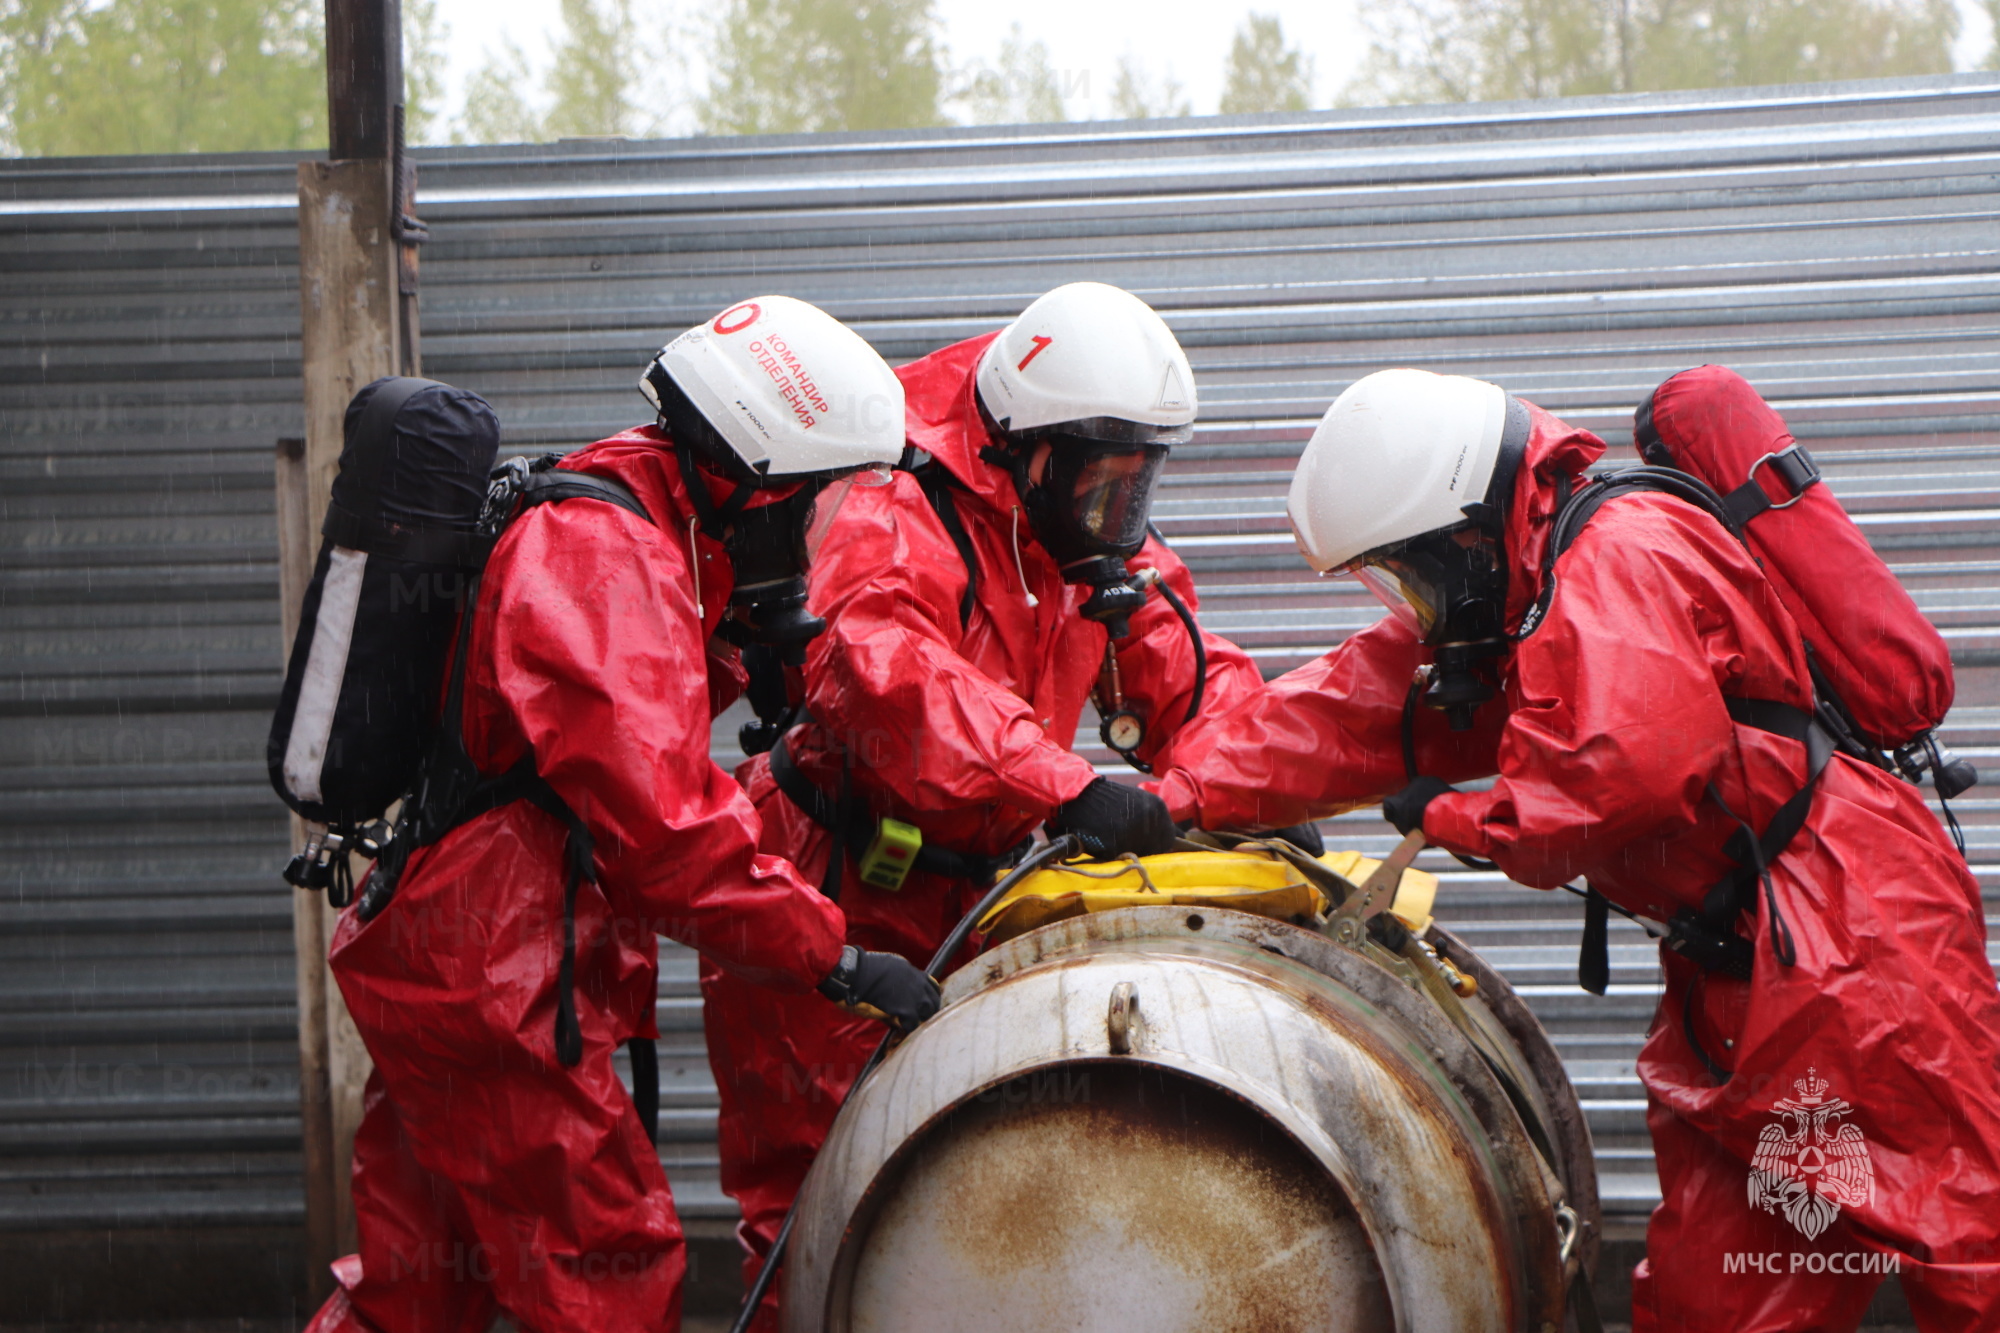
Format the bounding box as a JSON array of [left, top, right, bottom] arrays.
[[3, 72, 1996, 1236]]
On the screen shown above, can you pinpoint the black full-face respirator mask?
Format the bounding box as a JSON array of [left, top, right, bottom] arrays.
[[1343, 397, 1531, 730], [978, 401, 1188, 639], [647, 362, 848, 664]]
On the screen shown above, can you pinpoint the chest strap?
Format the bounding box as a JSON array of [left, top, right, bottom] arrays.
[[769, 737, 1029, 892]]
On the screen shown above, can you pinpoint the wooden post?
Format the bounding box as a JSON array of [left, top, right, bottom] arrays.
[[291, 0, 410, 1298], [288, 155, 400, 1293], [326, 0, 399, 162], [288, 155, 405, 1301]]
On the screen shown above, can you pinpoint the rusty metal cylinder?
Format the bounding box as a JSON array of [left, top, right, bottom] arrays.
[[783, 904, 1597, 1333]]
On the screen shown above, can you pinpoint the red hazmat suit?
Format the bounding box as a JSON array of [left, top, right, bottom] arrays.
[[702, 331, 1265, 1324], [1158, 404, 2000, 1332], [306, 429, 847, 1333]]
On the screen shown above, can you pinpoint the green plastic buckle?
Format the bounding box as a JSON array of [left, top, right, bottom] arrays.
[[858, 818, 923, 891]]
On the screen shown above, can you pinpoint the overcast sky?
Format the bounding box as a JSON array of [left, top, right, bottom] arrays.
[[425, 0, 1995, 138]]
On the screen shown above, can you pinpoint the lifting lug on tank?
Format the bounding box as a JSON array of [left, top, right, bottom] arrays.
[[1555, 1201, 1581, 1271], [1106, 981, 1141, 1054]]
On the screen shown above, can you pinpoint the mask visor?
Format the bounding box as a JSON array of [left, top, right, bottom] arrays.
[[1065, 443, 1167, 555], [803, 463, 894, 567], [1347, 556, 1444, 639]]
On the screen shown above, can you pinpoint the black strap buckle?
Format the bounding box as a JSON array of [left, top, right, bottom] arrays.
[[1723, 445, 1820, 526], [1749, 445, 1821, 508], [1664, 909, 1755, 981]]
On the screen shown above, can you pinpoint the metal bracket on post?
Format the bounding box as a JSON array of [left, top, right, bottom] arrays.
[[390, 101, 427, 376]]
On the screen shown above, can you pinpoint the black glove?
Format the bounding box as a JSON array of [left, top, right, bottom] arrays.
[[1382, 775, 1455, 837], [818, 946, 940, 1033], [1049, 777, 1178, 859], [1265, 821, 1325, 857]]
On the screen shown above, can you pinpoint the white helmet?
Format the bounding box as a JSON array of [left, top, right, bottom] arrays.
[[974, 282, 1196, 441], [1288, 368, 1512, 573], [641, 295, 905, 477]]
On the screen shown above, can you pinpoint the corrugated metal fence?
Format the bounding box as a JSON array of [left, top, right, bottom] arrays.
[[4, 72, 1998, 1257]]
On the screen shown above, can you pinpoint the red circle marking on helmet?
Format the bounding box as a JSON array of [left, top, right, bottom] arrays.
[[714, 302, 762, 335]]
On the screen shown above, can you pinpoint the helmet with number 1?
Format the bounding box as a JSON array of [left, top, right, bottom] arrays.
[[976, 282, 1197, 442], [974, 284, 1195, 634]]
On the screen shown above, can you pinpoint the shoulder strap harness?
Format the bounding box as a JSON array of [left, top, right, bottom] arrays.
[[1498, 466, 1844, 1081], [911, 453, 980, 631], [354, 455, 661, 1134]]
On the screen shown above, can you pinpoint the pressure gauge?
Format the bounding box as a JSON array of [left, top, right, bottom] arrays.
[[1101, 710, 1146, 755]]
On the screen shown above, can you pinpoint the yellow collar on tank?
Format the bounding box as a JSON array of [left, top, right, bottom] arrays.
[[978, 847, 1437, 945]]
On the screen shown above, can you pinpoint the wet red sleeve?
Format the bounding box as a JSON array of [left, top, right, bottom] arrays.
[[1425, 504, 1737, 887], [481, 503, 845, 991], [1117, 537, 1267, 772], [803, 475, 1099, 817], [1154, 615, 1504, 829]]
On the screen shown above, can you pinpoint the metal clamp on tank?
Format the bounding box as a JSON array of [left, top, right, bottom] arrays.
[[1320, 829, 1426, 951]]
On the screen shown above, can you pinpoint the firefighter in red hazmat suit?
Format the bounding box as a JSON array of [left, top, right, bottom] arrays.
[[703, 282, 1276, 1323], [307, 298, 939, 1333], [1156, 368, 2000, 1332]]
